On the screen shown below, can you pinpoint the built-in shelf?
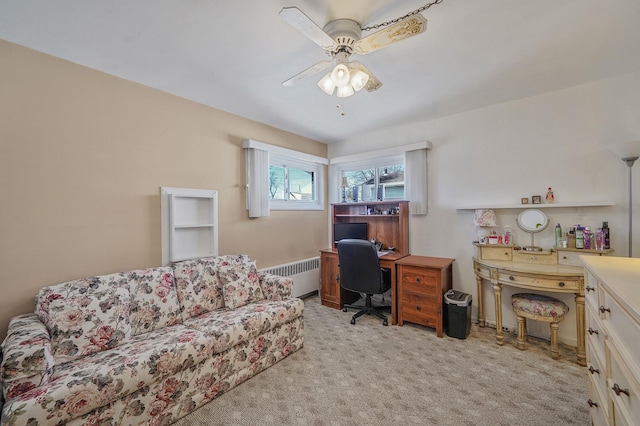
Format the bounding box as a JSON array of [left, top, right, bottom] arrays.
[[457, 201, 615, 210]]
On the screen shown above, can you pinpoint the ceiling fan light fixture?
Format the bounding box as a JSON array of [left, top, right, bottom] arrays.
[[330, 63, 350, 87], [336, 84, 354, 98], [317, 72, 336, 95], [349, 69, 369, 92]]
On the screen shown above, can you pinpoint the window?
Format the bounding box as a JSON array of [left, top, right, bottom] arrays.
[[341, 161, 405, 202], [242, 139, 327, 216], [269, 154, 321, 209]]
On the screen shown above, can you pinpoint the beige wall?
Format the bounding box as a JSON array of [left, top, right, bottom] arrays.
[[0, 40, 328, 341]]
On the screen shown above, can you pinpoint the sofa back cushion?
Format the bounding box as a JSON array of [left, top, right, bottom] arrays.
[[172, 255, 255, 320], [36, 272, 132, 364], [218, 263, 265, 309], [128, 267, 182, 336]]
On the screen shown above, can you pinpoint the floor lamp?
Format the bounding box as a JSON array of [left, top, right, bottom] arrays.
[[607, 141, 640, 257]]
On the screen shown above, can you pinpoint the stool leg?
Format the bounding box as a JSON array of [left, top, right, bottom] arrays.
[[516, 315, 527, 350], [550, 322, 560, 359]]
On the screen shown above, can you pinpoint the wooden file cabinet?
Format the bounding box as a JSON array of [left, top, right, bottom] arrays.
[[582, 256, 640, 425], [396, 255, 455, 337]]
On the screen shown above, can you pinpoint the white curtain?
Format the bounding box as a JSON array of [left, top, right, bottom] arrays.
[[405, 148, 428, 215], [245, 147, 270, 217]]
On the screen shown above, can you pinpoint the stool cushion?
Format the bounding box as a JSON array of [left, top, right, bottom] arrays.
[[511, 293, 569, 318]]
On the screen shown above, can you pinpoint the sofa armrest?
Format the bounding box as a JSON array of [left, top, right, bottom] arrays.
[[258, 272, 294, 301], [1, 313, 54, 401]]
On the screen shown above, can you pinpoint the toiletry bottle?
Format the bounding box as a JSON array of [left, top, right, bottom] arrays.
[[596, 228, 604, 250], [583, 227, 592, 250], [569, 226, 576, 248], [504, 226, 512, 245], [555, 223, 562, 247], [575, 225, 584, 249], [602, 221, 610, 249]]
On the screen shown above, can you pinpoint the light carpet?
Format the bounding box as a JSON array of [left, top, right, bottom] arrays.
[[174, 296, 589, 425]]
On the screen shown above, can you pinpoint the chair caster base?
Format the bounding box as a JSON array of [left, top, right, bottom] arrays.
[[383, 318, 388, 326], [350, 317, 356, 325]]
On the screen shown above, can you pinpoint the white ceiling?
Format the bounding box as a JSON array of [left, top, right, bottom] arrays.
[[1, 0, 639, 144]]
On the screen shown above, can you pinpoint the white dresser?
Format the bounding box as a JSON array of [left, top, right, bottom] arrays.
[[582, 256, 640, 425]]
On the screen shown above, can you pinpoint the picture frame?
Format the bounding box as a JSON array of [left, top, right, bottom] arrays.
[[521, 197, 529, 205], [532, 195, 542, 204]]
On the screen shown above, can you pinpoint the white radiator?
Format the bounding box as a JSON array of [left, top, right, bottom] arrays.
[[260, 257, 320, 298]]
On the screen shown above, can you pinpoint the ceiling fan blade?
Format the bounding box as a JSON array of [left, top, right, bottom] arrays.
[[353, 15, 427, 55], [282, 60, 332, 87], [350, 62, 382, 92], [279, 7, 337, 52]]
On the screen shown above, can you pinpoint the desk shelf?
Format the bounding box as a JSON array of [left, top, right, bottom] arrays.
[[457, 201, 614, 210]]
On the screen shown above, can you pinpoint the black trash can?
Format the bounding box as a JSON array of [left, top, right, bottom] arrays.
[[444, 289, 472, 339]]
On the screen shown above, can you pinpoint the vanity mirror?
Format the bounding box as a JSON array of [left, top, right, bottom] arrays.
[[516, 209, 549, 251]]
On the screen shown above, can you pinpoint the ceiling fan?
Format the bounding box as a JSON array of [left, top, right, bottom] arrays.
[[279, 6, 428, 98]]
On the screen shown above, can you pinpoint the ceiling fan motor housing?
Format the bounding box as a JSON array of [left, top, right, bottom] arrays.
[[322, 19, 362, 54]]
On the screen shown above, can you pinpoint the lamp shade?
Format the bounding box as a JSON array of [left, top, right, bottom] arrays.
[[330, 64, 350, 87], [350, 69, 370, 92], [473, 209, 497, 227], [605, 141, 640, 160], [318, 72, 336, 95]]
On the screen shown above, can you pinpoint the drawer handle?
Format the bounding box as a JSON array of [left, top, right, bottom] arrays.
[[558, 282, 565, 287], [587, 399, 599, 408], [588, 366, 600, 375], [563, 256, 568, 260], [416, 278, 421, 283], [599, 306, 611, 314], [416, 305, 421, 311], [509, 276, 515, 281], [588, 328, 599, 335], [476, 268, 481, 272], [612, 383, 630, 397], [586, 286, 595, 293]]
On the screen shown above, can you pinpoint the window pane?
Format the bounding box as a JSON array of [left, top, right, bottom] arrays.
[[289, 168, 314, 201], [269, 165, 285, 200], [379, 165, 405, 199]]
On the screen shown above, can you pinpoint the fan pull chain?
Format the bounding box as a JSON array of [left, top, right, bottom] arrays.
[[336, 101, 346, 116], [360, 0, 445, 32]]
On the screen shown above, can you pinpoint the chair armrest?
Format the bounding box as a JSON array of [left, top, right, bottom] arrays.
[[1, 313, 54, 401], [257, 272, 294, 301]]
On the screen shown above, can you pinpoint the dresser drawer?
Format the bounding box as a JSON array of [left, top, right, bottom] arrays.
[[401, 292, 437, 327], [587, 305, 606, 362], [584, 271, 601, 311], [601, 290, 640, 370], [473, 261, 492, 280], [498, 271, 581, 291], [512, 250, 557, 264], [587, 379, 611, 426], [558, 250, 599, 267], [479, 246, 512, 261], [587, 343, 608, 405], [400, 266, 437, 296], [607, 340, 640, 424]]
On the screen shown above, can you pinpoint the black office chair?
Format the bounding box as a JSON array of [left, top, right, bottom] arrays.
[[337, 239, 392, 326]]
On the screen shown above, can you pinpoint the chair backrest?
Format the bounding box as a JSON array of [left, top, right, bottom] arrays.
[[337, 239, 387, 294]]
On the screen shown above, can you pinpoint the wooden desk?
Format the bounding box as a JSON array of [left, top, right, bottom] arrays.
[[396, 255, 455, 337], [319, 249, 406, 325]]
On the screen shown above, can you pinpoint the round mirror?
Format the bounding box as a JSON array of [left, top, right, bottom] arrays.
[[516, 209, 549, 233]]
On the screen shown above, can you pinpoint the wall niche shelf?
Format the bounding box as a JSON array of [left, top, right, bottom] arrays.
[[456, 201, 615, 210]]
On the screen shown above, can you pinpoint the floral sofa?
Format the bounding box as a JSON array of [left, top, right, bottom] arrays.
[[0, 255, 304, 425]]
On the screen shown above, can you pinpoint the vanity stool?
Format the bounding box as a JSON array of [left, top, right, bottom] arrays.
[[511, 293, 569, 359]]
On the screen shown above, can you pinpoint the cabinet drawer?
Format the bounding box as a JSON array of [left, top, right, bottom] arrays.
[[402, 292, 437, 327], [473, 261, 492, 280], [607, 340, 640, 424], [498, 272, 581, 291], [479, 246, 512, 261], [512, 250, 557, 264], [401, 266, 437, 296], [558, 250, 597, 267]]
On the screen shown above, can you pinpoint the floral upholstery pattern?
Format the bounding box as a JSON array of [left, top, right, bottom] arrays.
[[1, 255, 304, 425], [36, 273, 132, 364], [511, 293, 569, 318], [128, 267, 182, 336], [219, 264, 265, 309]]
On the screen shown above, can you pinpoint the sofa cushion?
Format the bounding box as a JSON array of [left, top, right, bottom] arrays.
[[4, 325, 215, 424], [128, 267, 182, 336], [183, 298, 304, 354], [172, 255, 256, 320], [218, 264, 265, 309], [36, 273, 132, 364]]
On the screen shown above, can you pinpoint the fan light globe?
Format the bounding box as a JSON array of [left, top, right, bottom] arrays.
[[331, 64, 350, 87], [350, 69, 369, 92], [317, 72, 336, 95], [336, 84, 354, 98]]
